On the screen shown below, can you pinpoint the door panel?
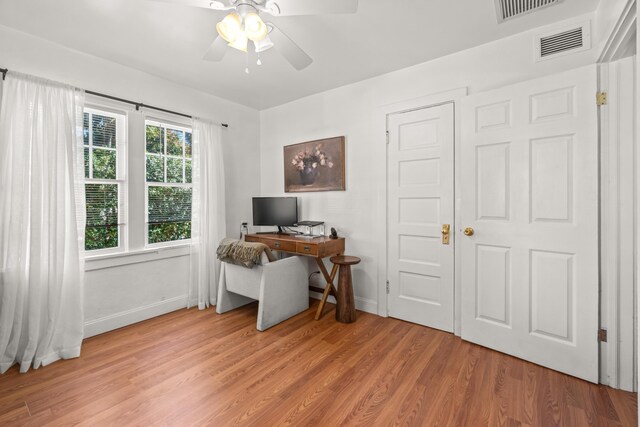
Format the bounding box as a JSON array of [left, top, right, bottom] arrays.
[[461, 65, 599, 382], [387, 104, 455, 332]]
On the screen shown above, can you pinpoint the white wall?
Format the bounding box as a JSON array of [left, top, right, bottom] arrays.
[[0, 24, 262, 336], [259, 14, 599, 315]]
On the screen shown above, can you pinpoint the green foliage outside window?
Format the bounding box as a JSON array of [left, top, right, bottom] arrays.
[[146, 155, 164, 182], [185, 160, 192, 184], [148, 222, 192, 244], [146, 125, 163, 154], [85, 184, 119, 250], [145, 122, 193, 244], [84, 147, 90, 178], [166, 129, 184, 156], [85, 226, 119, 250], [167, 158, 183, 183], [185, 132, 192, 157], [84, 112, 120, 251], [147, 186, 192, 244], [92, 148, 116, 179]]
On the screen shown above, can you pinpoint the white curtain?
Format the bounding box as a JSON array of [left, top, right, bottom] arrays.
[[189, 118, 226, 309], [0, 72, 86, 373]]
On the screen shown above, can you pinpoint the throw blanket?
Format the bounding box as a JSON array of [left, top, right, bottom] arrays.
[[216, 238, 276, 268]]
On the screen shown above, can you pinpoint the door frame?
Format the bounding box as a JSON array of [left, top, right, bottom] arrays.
[[598, 0, 638, 391], [599, 59, 637, 391], [374, 87, 467, 335]]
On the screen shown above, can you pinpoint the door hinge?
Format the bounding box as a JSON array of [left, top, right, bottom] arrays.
[[596, 91, 608, 106], [385, 130, 389, 144], [598, 328, 607, 342], [386, 280, 390, 294]]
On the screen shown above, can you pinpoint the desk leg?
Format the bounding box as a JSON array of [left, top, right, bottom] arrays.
[[314, 255, 340, 320]]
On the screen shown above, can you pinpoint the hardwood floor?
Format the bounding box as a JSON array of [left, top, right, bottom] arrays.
[[0, 301, 636, 426]]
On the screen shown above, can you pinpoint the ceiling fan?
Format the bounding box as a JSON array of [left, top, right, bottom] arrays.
[[152, 0, 359, 70]]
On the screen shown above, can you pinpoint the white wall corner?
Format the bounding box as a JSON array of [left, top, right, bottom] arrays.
[[595, 0, 636, 58]]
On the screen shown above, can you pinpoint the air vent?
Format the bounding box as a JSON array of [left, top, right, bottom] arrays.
[[540, 27, 583, 57], [535, 21, 591, 61], [496, 0, 561, 22]]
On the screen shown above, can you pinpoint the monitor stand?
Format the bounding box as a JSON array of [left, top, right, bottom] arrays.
[[255, 226, 293, 235], [276, 226, 296, 235]]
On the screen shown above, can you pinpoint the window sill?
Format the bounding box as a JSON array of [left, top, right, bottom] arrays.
[[84, 244, 190, 271]]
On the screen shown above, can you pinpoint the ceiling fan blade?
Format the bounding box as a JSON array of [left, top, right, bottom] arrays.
[[203, 36, 227, 61], [147, 0, 232, 10], [267, 0, 357, 16], [268, 24, 313, 70]]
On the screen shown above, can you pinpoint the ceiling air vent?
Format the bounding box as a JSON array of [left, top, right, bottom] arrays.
[[495, 0, 561, 22], [535, 21, 591, 61]]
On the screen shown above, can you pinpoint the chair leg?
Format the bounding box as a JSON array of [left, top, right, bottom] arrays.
[[256, 257, 309, 331], [216, 265, 255, 314], [256, 283, 308, 331]]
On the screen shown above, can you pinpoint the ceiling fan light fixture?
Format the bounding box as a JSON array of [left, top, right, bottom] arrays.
[[228, 29, 248, 52], [216, 12, 242, 43], [244, 12, 268, 41], [253, 36, 274, 53]]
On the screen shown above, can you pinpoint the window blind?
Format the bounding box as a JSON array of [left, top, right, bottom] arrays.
[[85, 184, 119, 227], [147, 186, 192, 225]]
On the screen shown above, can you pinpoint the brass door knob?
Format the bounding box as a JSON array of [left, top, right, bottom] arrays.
[[441, 224, 450, 245], [464, 227, 474, 236]]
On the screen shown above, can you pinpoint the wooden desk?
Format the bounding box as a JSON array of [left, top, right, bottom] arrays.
[[245, 233, 345, 320]]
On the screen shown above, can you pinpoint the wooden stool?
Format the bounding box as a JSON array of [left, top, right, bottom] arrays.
[[330, 255, 361, 323]]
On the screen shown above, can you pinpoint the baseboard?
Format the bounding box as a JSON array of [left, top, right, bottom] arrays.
[[309, 290, 336, 306], [354, 296, 378, 314], [309, 291, 378, 315], [83, 295, 188, 338], [85, 291, 376, 339]]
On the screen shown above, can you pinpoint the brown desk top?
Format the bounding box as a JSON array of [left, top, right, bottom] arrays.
[[245, 233, 342, 245]]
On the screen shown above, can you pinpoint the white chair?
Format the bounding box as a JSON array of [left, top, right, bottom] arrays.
[[216, 253, 309, 331]]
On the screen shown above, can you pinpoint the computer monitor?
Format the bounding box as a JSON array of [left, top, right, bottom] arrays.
[[252, 197, 298, 233]]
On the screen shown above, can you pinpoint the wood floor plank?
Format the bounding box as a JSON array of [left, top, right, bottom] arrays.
[[287, 324, 421, 426], [0, 300, 636, 426], [610, 389, 639, 427], [0, 401, 30, 425]]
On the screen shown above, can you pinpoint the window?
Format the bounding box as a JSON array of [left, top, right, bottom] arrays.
[[81, 103, 196, 258], [83, 108, 126, 252], [145, 120, 192, 245]]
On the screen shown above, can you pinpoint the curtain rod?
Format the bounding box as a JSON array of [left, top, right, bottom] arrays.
[[0, 67, 229, 128]]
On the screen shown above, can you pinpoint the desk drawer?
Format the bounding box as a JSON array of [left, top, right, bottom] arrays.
[[266, 239, 296, 252], [296, 242, 318, 256]]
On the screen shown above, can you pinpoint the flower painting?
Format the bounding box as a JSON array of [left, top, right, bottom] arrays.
[[284, 136, 345, 192]]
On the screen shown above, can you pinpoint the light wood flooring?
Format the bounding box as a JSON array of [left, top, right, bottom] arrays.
[[0, 301, 637, 426]]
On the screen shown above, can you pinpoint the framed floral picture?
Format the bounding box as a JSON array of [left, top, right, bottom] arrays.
[[284, 136, 345, 192]]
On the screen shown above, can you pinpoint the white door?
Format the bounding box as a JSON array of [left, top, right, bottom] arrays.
[[460, 65, 599, 382], [387, 103, 454, 332]]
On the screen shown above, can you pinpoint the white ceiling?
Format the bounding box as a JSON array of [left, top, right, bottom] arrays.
[[0, 0, 600, 110]]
